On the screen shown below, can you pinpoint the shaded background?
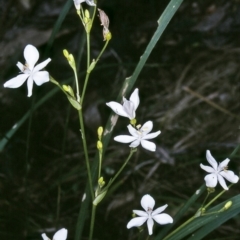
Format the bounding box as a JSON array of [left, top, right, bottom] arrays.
[[0, 0, 240, 239]]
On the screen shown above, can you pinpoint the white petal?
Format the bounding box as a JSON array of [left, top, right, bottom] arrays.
[[127, 217, 147, 229], [143, 130, 161, 140], [204, 173, 218, 188], [129, 88, 140, 111], [33, 71, 50, 85], [218, 159, 230, 171], [206, 150, 218, 170], [114, 135, 136, 143], [123, 99, 135, 119], [86, 0, 96, 6], [53, 228, 68, 240], [140, 121, 153, 135], [73, 0, 85, 10], [27, 77, 34, 97], [16, 62, 24, 72], [152, 204, 168, 216], [106, 102, 129, 118], [141, 140, 156, 152], [147, 218, 154, 235], [141, 194, 155, 212], [133, 210, 148, 217], [217, 174, 228, 190], [34, 58, 51, 72], [129, 139, 141, 148], [41, 233, 50, 240], [24, 45, 39, 70], [200, 164, 214, 173], [4, 74, 29, 88], [153, 213, 173, 225], [220, 170, 239, 184], [127, 124, 139, 137]]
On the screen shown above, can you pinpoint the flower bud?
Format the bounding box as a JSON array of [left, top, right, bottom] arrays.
[[97, 126, 103, 140], [85, 9, 90, 18], [97, 140, 103, 151], [98, 177, 105, 188], [63, 49, 76, 69], [224, 201, 232, 210], [62, 85, 75, 98], [63, 49, 69, 58]]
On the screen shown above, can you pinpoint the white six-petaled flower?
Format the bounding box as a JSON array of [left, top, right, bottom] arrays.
[[114, 121, 160, 152], [200, 150, 239, 190], [73, 0, 96, 10], [127, 194, 173, 235], [106, 88, 139, 120], [41, 228, 68, 240], [3, 44, 51, 97]]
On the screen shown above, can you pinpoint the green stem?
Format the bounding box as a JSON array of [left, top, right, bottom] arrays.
[[204, 183, 234, 210], [78, 110, 94, 200], [86, 33, 90, 67], [73, 69, 81, 102], [201, 192, 210, 208], [98, 150, 103, 179], [96, 40, 110, 62], [81, 39, 110, 104], [89, 205, 96, 240], [80, 72, 90, 104], [163, 183, 235, 240], [107, 148, 137, 189], [162, 216, 195, 240]]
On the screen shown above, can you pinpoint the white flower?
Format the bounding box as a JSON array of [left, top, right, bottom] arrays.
[[73, 0, 96, 10], [114, 121, 160, 151], [127, 194, 173, 235], [106, 88, 139, 120], [3, 44, 51, 97], [41, 228, 68, 240], [200, 150, 239, 190]]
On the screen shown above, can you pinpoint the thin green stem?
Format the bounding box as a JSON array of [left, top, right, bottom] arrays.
[[78, 110, 94, 200], [80, 72, 90, 104], [80, 40, 109, 104], [162, 216, 195, 240], [107, 148, 137, 188], [89, 205, 96, 240], [96, 40, 110, 62], [204, 183, 234, 210], [86, 33, 90, 67], [201, 192, 210, 208], [163, 183, 235, 240], [73, 69, 81, 102], [98, 150, 103, 179]]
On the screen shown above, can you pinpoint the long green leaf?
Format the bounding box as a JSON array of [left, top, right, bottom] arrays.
[[0, 87, 59, 152], [45, 0, 73, 53], [164, 194, 240, 240], [155, 185, 206, 239]]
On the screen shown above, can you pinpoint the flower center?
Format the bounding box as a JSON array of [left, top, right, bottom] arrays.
[[146, 207, 153, 218], [22, 63, 31, 74]]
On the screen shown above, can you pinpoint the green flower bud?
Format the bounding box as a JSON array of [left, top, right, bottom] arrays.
[[224, 201, 232, 210], [97, 140, 103, 151], [85, 9, 90, 19], [98, 177, 105, 188], [97, 126, 103, 140]]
